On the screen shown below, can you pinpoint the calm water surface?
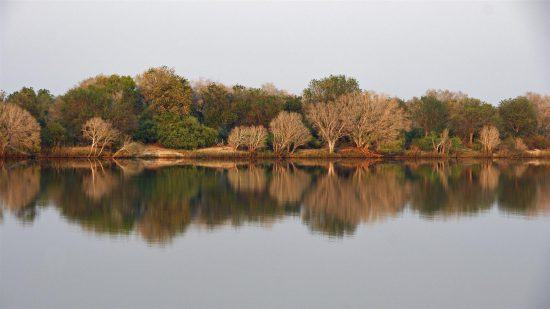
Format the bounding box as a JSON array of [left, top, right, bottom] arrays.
[[1, 159, 549, 308]]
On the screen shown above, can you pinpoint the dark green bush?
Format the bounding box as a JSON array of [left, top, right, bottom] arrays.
[[155, 113, 217, 149]]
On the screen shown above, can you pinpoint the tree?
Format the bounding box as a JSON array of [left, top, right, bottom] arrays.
[[41, 121, 67, 148], [498, 96, 537, 137], [228, 126, 267, 152], [136, 66, 192, 116], [56, 74, 142, 143], [449, 98, 497, 146], [340, 92, 410, 149], [82, 117, 119, 157], [302, 74, 360, 104], [525, 92, 550, 137], [0, 104, 41, 155], [432, 129, 451, 155], [479, 125, 500, 154], [424, 89, 468, 103], [6, 87, 54, 126], [154, 113, 217, 150], [408, 95, 449, 136], [269, 111, 311, 154], [194, 82, 236, 133], [305, 100, 348, 153]]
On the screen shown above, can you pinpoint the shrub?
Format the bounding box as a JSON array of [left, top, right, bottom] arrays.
[[377, 139, 405, 155], [411, 133, 437, 152], [524, 135, 549, 149], [155, 113, 217, 149]]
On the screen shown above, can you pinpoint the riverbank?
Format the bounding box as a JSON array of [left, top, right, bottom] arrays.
[[2, 145, 550, 159]]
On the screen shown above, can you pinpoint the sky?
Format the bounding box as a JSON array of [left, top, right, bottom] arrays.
[[1, 1, 549, 104]]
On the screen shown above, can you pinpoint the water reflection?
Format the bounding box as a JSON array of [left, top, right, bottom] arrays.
[[1, 159, 549, 244]]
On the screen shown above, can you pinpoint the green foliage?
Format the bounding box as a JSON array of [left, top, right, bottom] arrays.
[[498, 96, 537, 137], [283, 96, 303, 113], [409, 96, 449, 136], [56, 74, 143, 143], [196, 83, 237, 133], [136, 66, 192, 116], [41, 121, 67, 148], [155, 113, 217, 149], [195, 83, 290, 136], [449, 98, 497, 145], [412, 134, 437, 151], [6, 87, 54, 126], [134, 111, 158, 143], [378, 139, 405, 155], [302, 74, 360, 104]]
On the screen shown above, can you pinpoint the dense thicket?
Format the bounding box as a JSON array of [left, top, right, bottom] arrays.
[[1, 68, 549, 156]]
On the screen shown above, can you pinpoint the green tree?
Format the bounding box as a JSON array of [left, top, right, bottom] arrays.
[[409, 96, 449, 136], [302, 74, 360, 104], [449, 98, 497, 146], [498, 96, 537, 137], [155, 113, 217, 149], [136, 66, 192, 116], [195, 83, 237, 134], [41, 121, 67, 148], [6, 87, 54, 126], [133, 110, 158, 143], [56, 74, 142, 143]]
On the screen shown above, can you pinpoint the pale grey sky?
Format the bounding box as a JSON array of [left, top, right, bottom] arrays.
[[1, 1, 548, 104]]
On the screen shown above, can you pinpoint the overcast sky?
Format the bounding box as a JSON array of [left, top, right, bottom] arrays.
[[1, 1, 548, 103]]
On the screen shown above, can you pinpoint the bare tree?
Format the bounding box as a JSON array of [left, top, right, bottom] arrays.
[[228, 126, 246, 150], [82, 117, 119, 157], [0, 103, 41, 155], [228, 125, 267, 152], [305, 100, 348, 153], [340, 92, 410, 149], [479, 125, 500, 154], [525, 92, 550, 136], [270, 111, 312, 155]]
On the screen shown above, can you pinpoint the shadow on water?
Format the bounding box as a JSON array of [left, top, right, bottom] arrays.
[[1, 158, 549, 244]]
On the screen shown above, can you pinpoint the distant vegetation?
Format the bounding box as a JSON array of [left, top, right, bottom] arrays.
[[1, 67, 549, 157]]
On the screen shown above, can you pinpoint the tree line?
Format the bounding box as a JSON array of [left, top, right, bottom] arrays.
[[1, 67, 549, 156]]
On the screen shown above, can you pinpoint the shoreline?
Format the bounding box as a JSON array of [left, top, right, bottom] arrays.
[[2, 145, 550, 160]]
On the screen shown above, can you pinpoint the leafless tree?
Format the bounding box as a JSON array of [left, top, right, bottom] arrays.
[[340, 92, 410, 149], [270, 111, 311, 155], [479, 125, 500, 154], [228, 125, 267, 152], [82, 117, 119, 157], [305, 100, 348, 153], [0, 103, 41, 155], [525, 92, 550, 136]]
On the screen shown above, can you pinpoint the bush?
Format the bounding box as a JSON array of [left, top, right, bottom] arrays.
[[524, 135, 549, 149], [411, 133, 462, 153], [155, 113, 217, 149], [411, 133, 437, 152], [134, 112, 158, 143], [377, 139, 405, 155]]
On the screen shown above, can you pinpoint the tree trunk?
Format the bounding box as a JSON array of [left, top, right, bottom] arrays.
[[328, 141, 335, 154]]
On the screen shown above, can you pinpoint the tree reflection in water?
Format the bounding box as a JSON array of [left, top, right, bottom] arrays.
[[1, 159, 549, 244]]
